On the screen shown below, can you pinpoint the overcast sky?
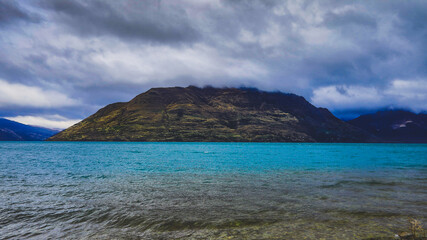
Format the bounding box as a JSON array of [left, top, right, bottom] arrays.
[[1, 0, 427, 128]]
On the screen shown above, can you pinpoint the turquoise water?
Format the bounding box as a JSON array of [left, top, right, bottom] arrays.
[[0, 142, 426, 239]]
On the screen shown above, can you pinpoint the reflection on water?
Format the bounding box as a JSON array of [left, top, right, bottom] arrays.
[[0, 142, 426, 239]]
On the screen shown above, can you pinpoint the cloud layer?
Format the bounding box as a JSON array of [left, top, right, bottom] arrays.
[[5, 115, 81, 130], [0, 79, 79, 108], [0, 0, 426, 128], [312, 79, 427, 112]]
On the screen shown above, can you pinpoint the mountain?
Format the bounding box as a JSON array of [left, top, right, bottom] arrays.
[[49, 86, 376, 142], [0, 118, 59, 141], [348, 110, 427, 143]]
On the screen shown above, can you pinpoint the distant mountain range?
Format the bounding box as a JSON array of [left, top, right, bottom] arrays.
[[48, 86, 376, 142], [348, 110, 427, 143], [0, 118, 59, 141], [4, 87, 425, 143]]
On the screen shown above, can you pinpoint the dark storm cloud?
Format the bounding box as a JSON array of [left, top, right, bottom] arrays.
[[39, 0, 199, 43], [323, 9, 377, 29], [0, 0, 427, 128], [0, 1, 40, 26], [0, 58, 34, 84]]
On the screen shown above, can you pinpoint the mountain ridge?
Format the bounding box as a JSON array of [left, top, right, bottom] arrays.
[[49, 86, 376, 142], [348, 110, 427, 143], [0, 118, 59, 141]]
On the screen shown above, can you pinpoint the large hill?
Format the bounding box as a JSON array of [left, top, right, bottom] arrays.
[[0, 118, 59, 141], [348, 110, 427, 143], [49, 86, 376, 142]]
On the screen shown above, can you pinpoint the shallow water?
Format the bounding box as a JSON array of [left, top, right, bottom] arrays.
[[0, 142, 426, 239]]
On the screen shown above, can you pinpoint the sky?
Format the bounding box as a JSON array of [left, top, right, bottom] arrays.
[[1, 0, 427, 129]]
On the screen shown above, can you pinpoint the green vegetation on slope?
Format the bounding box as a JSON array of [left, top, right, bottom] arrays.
[[49, 86, 375, 142]]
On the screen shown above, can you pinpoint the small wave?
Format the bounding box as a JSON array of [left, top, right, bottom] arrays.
[[321, 179, 401, 188], [128, 150, 143, 153], [326, 209, 402, 218], [153, 218, 277, 231], [99, 214, 277, 231]]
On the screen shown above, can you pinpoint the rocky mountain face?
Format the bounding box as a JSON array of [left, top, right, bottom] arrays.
[[49, 86, 376, 142], [348, 110, 427, 143], [0, 118, 59, 141]]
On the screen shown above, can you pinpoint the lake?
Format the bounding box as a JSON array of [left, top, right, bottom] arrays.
[[1, 142, 426, 239]]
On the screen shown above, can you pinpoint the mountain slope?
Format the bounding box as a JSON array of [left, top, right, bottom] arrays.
[[0, 118, 59, 141], [49, 86, 376, 142], [348, 110, 427, 143]]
